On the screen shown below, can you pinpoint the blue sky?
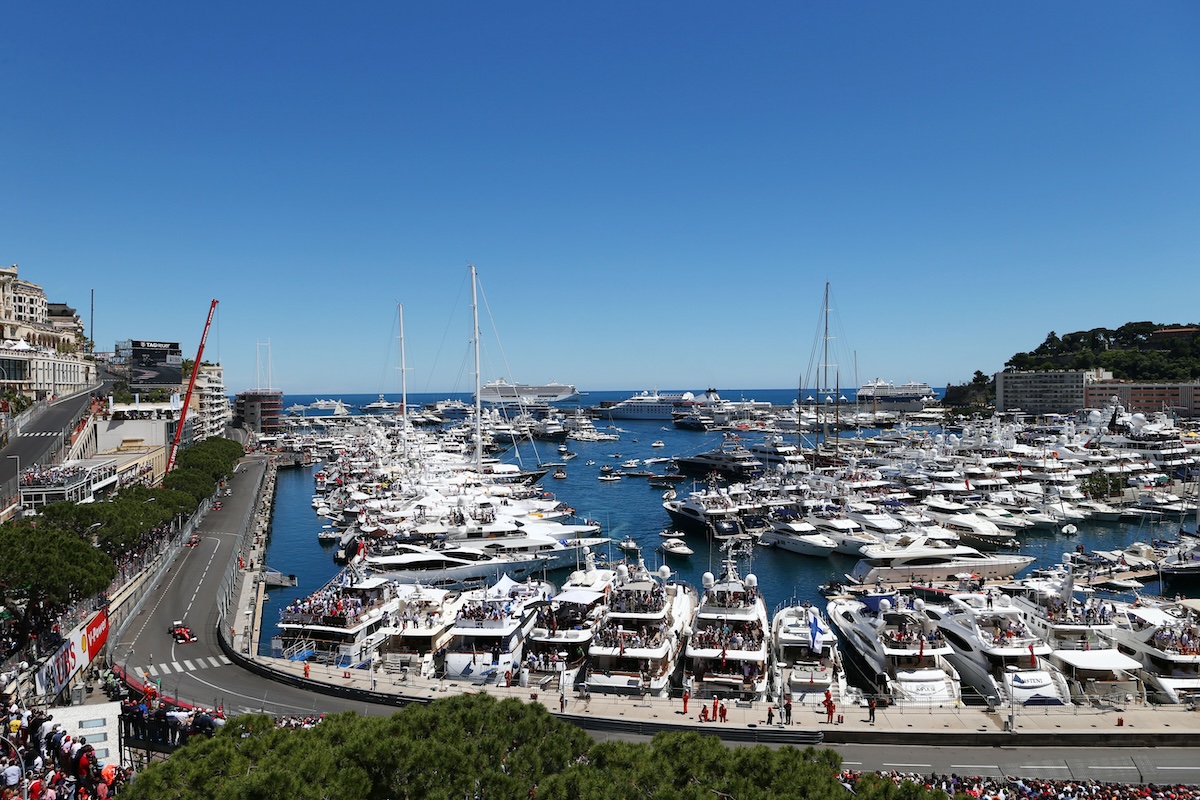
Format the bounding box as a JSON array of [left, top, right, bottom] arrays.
[[4, 3, 1197, 396]]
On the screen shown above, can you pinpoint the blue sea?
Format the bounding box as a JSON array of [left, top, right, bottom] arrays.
[[259, 390, 1185, 660]]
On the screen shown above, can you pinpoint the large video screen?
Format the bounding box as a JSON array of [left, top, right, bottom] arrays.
[[130, 340, 183, 387]]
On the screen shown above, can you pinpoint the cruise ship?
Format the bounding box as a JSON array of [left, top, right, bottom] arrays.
[[857, 379, 939, 412], [593, 389, 696, 420], [477, 379, 579, 404]]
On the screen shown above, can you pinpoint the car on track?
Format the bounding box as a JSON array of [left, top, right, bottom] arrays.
[[169, 621, 197, 643]]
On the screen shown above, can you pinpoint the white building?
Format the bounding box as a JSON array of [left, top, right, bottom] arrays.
[[191, 363, 232, 440]]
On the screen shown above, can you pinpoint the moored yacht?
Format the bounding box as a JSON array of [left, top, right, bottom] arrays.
[[1105, 597, 1200, 704], [442, 575, 554, 680], [682, 556, 770, 700], [770, 600, 850, 706], [585, 561, 698, 697], [826, 594, 962, 707], [922, 592, 1071, 706], [846, 536, 1035, 586]]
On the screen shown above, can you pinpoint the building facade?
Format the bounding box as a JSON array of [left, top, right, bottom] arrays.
[[994, 370, 1109, 416], [234, 390, 284, 435], [1085, 381, 1200, 419], [192, 364, 232, 440]]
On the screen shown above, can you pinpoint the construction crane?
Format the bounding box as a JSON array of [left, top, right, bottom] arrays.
[[166, 298, 218, 474]]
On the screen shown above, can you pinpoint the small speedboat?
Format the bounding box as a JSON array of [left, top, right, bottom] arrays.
[[651, 440, 665, 448], [618, 536, 640, 553], [659, 538, 694, 556], [552, 468, 567, 479], [598, 474, 622, 482]]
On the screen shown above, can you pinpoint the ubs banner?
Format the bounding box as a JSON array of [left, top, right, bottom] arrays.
[[130, 340, 183, 388], [36, 610, 109, 697]]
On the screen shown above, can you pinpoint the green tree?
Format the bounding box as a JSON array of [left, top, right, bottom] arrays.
[[0, 520, 116, 643]]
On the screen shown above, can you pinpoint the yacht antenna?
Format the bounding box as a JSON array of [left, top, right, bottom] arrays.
[[399, 302, 408, 462]]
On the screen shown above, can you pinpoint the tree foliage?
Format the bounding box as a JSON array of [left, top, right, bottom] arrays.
[[1004, 322, 1200, 380], [121, 694, 946, 800], [0, 519, 116, 642]]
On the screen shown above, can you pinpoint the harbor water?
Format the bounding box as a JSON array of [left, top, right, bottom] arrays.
[[259, 390, 1191, 662]]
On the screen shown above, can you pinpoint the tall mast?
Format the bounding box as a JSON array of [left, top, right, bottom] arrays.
[[471, 264, 482, 469], [399, 302, 408, 462]]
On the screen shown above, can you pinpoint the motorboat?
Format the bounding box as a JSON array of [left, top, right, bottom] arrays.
[[769, 600, 850, 706], [586, 561, 698, 697], [441, 575, 555, 680], [617, 536, 641, 554], [826, 594, 962, 707], [758, 513, 836, 557], [659, 538, 694, 557], [804, 509, 879, 556], [846, 536, 1035, 586], [922, 592, 1071, 706], [651, 440, 665, 448], [552, 468, 567, 480], [682, 555, 770, 700], [843, 500, 905, 537]]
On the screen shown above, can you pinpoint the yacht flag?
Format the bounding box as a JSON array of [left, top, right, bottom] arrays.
[[809, 612, 823, 652]]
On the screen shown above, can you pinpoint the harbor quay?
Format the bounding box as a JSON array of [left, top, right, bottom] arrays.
[[199, 456, 1200, 750]]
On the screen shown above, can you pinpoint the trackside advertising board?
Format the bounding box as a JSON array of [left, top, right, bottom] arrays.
[[35, 610, 109, 697]]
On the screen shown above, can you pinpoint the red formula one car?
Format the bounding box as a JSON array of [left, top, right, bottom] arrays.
[[185, 533, 202, 547], [169, 621, 198, 643]]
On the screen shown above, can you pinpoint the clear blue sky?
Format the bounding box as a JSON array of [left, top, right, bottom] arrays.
[[4, 3, 1197, 396]]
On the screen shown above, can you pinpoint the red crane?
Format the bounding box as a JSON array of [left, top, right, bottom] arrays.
[[166, 299, 218, 474]]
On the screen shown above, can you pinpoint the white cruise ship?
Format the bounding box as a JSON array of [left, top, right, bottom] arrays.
[[477, 379, 579, 404], [857, 379, 939, 412], [594, 389, 695, 420]]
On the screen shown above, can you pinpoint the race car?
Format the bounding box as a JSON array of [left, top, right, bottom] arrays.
[[169, 621, 197, 643], [185, 533, 202, 547]]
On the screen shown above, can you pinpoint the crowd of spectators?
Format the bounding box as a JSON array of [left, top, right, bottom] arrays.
[[840, 770, 1200, 800], [2, 699, 135, 799], [20, 466, 87, 488]]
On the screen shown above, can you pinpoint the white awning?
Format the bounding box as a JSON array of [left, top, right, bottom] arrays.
[[1054, 649, 1141, 671], [554, 589, 604, 606]]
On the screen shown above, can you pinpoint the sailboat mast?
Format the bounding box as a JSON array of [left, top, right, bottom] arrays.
[[821, 281, 831, 448], [471, 264, 483, 469], [399, 302, 408, 462]]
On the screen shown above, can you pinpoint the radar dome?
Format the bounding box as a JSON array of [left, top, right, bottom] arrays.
[[658, 565, 672, 581], [702, 572, 715, 589], [745, 574, 758, 589], [998, 594, 1012, 608], [616, 564, 629, 580], [912, 597, 925, 611], [878, 598, 892, 613], [681, 392, 695, 402]]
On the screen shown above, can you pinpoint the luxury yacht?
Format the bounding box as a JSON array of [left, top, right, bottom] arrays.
[[769, 600, 850, 706], [846, 536, 1035, 586], [682, 556, 770, 700]]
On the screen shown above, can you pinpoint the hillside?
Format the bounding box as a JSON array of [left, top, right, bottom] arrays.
[[1004, 321, 1200, 381]]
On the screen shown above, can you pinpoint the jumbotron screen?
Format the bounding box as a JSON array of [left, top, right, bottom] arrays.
[[130, 340, 183, 388]]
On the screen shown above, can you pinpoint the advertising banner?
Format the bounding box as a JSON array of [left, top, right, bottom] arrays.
[[34, 609, 109, 697]]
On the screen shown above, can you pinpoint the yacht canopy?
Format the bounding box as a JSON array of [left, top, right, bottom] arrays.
[[1054, 650, 1141, 671], [555, 589, 604, 606]]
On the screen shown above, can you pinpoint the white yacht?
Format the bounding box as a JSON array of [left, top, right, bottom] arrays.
[[745, 436, 810, 475], [758, 516, 836, 557], [586, 561, 698, 697], [274, 566, 406, 667], [846, 536, 1035, 586], [442, 575, 554, 680], [523, 577, 612, 691], [770, 601, 850, 706], [804, 509, 879, 556], [1005, 577, 1145, 704], [682, 557, 770, 700], [826, 594, 962, 707], [1105, 598, 1200, 704], [922, 592, 1071, 706], [362, 543, 545, 586]]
